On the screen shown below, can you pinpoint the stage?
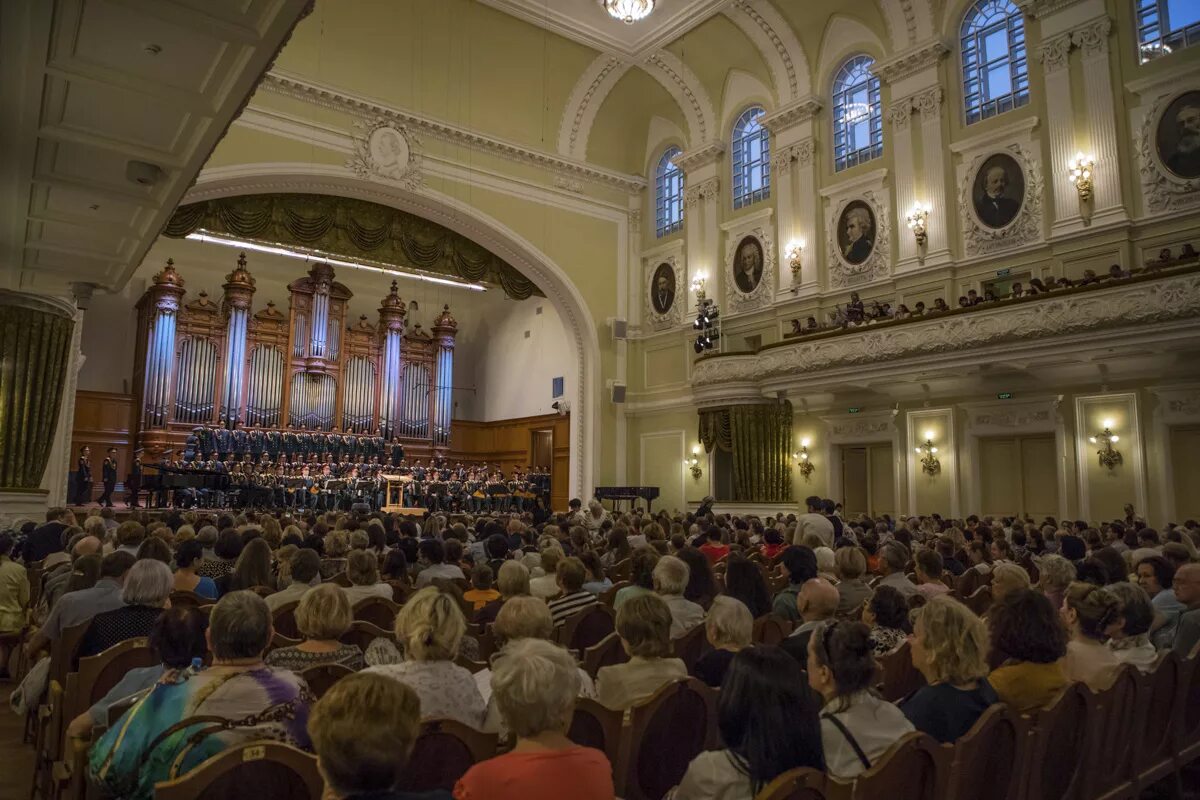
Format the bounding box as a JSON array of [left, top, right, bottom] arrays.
[[66, 503, 430, 518]]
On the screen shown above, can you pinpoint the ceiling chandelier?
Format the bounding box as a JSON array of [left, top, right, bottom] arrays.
[[602, 0, 655, 24]]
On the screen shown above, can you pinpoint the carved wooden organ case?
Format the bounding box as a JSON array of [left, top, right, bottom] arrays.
[[132, 257, 458, 460]]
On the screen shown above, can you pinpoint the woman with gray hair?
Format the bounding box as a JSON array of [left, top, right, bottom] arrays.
[[76, 559, 172, 659], [1106, 582, 1157, 672], [654, 555, 705, 638], [1036, 554, 1076, 612], [691, 595, 753, 687], [87, 591, 313, 800], [454, 638, 615, 800]]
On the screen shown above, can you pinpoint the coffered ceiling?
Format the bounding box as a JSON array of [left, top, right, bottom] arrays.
[[0, 0, 312, 294], [476, 0, 731, 57]]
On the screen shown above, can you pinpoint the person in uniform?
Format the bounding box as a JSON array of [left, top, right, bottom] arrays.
[[126, 450, 143, 508], [74, 446, 92, 505], [249, 427, 264, 461], [216, 421, 232, 462], [266, 428, 282, 461], [97, 447, 118, 507], [390, 437, 405, 467]]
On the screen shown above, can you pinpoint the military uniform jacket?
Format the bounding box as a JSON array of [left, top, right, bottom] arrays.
[[77, 456, 91, 481], [102, 457, 117, 482], [232, 429, 248, 456]]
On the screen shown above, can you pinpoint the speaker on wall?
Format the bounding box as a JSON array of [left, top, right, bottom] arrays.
[[611, 318, 628, 340], [611, 382, 626, 403]]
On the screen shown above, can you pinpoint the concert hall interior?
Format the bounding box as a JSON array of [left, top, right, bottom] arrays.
[[3, 0, 1200, 797]]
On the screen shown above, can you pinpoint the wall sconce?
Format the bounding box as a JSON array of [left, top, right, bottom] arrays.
[[685, 445, 703, 479], [915, 430, 941, 476], [906, 203, 929, 249], [1068, 152, 1095, 225], [793, 437, 815, 481], [691, 273, 708, 303], [1088, 418, 1123, 470], [785, 240, 804, 286]]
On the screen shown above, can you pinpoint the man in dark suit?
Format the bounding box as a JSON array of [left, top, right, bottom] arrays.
[[73, 446, 92, 506], [652, 272, 675, 314], [390, 437, 406, 467], [1167, 103, 1200, 178], [976, 164, 1021, 228], [779, 578, 840, 666], [97, 448, 118, 507], [25, 508, 73, 562], [126, 450, 143, 508]]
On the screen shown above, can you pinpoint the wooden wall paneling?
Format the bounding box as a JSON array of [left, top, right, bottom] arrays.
[[71, 391, 135, 502], [450, 413, 570, 510]]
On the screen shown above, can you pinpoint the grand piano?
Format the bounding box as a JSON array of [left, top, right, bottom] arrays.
[[593, 486, 660, 512]]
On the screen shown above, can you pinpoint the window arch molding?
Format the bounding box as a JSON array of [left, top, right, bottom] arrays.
[[730, 105, 771, 209], [652, 144, 685, 238], [959, 0, 1030, 125], [829, 53, 883, 172]]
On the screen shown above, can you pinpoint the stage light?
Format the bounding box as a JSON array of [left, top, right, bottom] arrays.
[[185, 232, 487, 292]]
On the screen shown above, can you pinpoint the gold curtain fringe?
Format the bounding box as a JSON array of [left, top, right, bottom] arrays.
[[699, 402, 792, 503], [165, 194, 542, 300]]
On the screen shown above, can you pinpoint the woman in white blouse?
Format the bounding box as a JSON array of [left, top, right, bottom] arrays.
[[807, 620, 914, 778], [363, 586, 486, 727], [341, 550, 394, 606]]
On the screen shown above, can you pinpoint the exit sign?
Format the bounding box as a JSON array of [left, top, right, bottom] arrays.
[[997, 392, 1013, 400], [995, 268, 1011, 277], [848, 407, 862, 414]]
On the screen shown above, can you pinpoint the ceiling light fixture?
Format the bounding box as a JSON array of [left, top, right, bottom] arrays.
[[602, 0, 655, 24], [184, 232, 487, 292]]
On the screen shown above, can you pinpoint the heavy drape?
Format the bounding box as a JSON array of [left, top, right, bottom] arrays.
[[0, 292, 75, 489], [699, 402, 792, 502], [164, 194, 542, 300]]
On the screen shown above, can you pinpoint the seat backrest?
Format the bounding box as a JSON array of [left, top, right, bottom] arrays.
[[753, 768, 831, 800], [69, 637, 157, 724], [339, 620, 394, 654], [330, 573, 353, 588], [387, 579, 413, 605], [49, 619, 91, 689], [560, 604, 615, 653], [567, 697, 625, 775], [1133, 652, 1179, 778], [853, 732, 946, 800], [752, 614, 793, 646], [455, 655, 488, 674], [1029, 683, 1093, 800], [945, 704, 1022, 800], [1183, 652, 1200, 744], [623, 679, 715, 800], [271, 601, 301, 640], [249, 585, 275, 598], [878, 641, 925, 703], [1087, 664, 1140, 798], [298, 663, 354, 699], [599, 581, 629, 607], [609, 559, 632, 582], [962, 585, 992, 616], [168, 590, 206, 609], [394, 719, 498, 793], [583, 632, 629, 677], [352, 596, 400, 629], [153, 741, 323, 800], [670, 624, 709, 671]]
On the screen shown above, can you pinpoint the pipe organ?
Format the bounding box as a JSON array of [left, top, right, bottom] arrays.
[[133, 257, 458, 460]]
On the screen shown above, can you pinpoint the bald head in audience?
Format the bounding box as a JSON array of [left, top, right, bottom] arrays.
[[797, 577, 840, 623]]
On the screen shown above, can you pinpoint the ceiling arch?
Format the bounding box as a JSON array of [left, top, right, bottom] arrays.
[[640, 49, 718, 147], [877, 0, 936, 50], [722, 0, 812, 102], [817, 15, 890, 94]]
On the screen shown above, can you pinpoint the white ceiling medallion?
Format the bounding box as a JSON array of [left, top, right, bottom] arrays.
[[603, 0, 655, 24]]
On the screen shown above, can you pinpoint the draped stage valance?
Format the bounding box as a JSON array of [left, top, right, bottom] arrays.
[[699, 402, 792, 503], [164, 193, 542, 300]]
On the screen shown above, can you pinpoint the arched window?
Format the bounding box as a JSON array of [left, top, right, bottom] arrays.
[[731, 107, 770, 209], [1136, 0, 1200, 62], [655, 147, 684, 237], [832, 56, 882, 172], [961, 0, 1029, 124]]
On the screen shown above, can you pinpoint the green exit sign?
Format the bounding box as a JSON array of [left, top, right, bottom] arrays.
[[848, 407, 862, 413], [996, 268, 1011, 277], [997, 392, 1013, 400]]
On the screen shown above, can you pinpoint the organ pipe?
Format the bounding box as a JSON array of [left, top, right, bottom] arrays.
[[138, 260, 185, 430], [431, 305, 458, 446], [377, 280, 407, 440], [219, 254, 256, 426]]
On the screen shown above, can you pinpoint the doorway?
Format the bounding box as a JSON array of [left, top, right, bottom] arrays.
[[1171, 425, 1200, 521], [978, 434, 1058, 518], [840, 443, 894, 517], [531, 429, 553, 474]]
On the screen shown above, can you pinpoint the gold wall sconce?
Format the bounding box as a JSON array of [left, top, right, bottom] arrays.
[[1068, 152, 1095, 225], [785, 240, 804, 288], [685, 445, 703, 479], [906, 203, 929, 248], [1088, 419, 1122, 470], [915, 430, 941, 476], [794, 437, 814, 481]]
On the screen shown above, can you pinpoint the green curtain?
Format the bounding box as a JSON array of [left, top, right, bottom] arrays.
[[723, 402, 793, 502], [164, 193, 542, 300], [698, 408, 731, 453], [0, 293, 74, 489]]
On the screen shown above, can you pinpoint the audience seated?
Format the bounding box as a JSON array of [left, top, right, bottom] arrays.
[[1036, 554, 1076, 612], [463, 564, 501, 611], [676, 546, 719, 611], [614, 546, 660, 609], [364, 586, 485, 726], [991, 562, 1032, 605], [771, 546, 818, 623], [25, 550, 134, 657], [654, 555, 705, 638], [901, 596, 997, 743], [415, 539, 466, 590], [0, 532, 29, 671], [673, 647, 824, 799], [309, 672, 453, 800], [987, 589, 1068, 712], [578, 551, 613, 596], [691, 596, 752, 688], [456, 638, 614, 800], [780, 578, 839, 665], [595, 593, 686, 710], [266, 548, 321, 611], [1170, 563, 1200, 656], [78, 558, 172, 660], [474, 561, 530, 626], [266, 583, 365, 671], [1135, 555, 1183, 650], [87, 591, 312, 800], [833, 546, 871, 615], [722, 554, 773, 619], [1060, 581, 1123, 690], [529, 547, 565, 599], [343, 550, 393, 605], [1105, 581, 1157, 671], [876, 542, 918, 597], [914, 550, 951, 599], [807, 621, 914, 778], [215, 537, 274, 595], [170, 539, 217, 599], [862, 585, 910, 656], [546, 556, 597, 626]]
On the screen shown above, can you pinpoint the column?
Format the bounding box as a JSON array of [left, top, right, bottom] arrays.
[[431, 305, 458, 449], [0, 289, 77, 523], [220, 253, 256, 426], [676, 143, 724, 310], [1039, 31, 1078, 233], [888, 98, 919, 268], [377, 281, 407, 440], [763, 100, 820, 294], [915, 87, 952, 265], [39, 284, 89, 507], [1073, 17, 1125, 224]]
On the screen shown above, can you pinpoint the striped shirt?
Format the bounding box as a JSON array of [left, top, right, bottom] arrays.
[[548, 591, 598, 627]]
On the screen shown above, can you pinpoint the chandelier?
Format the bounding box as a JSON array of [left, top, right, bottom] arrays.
[[602, 0, 655, 24]]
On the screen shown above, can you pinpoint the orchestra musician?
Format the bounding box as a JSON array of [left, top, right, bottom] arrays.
[[98, 447, 118, 508], [74, 446, 92, 505], [126, 450, 143, 508]]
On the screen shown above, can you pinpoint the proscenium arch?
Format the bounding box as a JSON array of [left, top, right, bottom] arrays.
[[181, 164, 600, 504]]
